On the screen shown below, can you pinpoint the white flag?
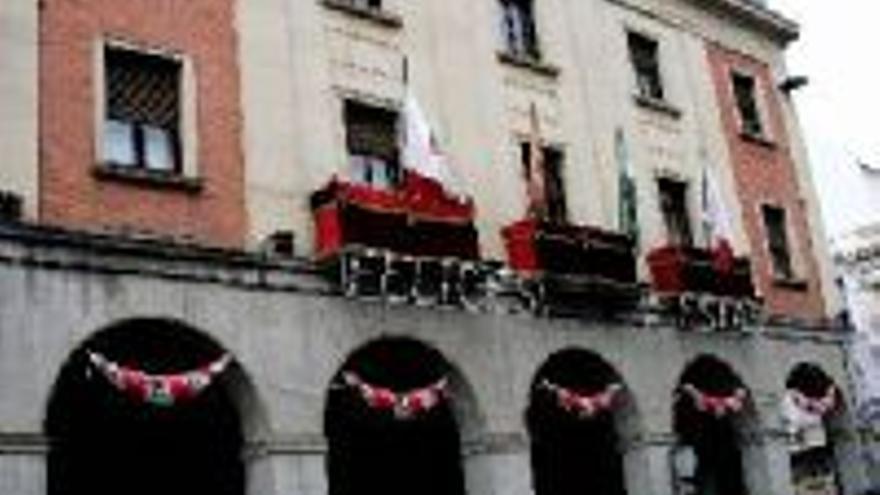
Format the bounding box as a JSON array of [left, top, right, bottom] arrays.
[[401, 91, 463, 197], [701, 164, 735, 271]]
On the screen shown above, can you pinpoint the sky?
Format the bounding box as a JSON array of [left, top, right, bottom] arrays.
[[770, 0, 880, 240]]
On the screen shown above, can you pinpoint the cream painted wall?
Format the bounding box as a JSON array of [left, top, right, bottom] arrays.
[[0, 0, 38, 219], [237, 0, 812, 266]]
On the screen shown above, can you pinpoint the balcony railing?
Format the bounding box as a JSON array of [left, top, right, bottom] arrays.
[[310, 176, 479, 261], [646, 245, 756, 299], [501, 219, 640, 313]]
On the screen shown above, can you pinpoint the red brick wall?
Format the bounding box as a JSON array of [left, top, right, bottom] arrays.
[[39, 0, 246, 247], [706, 43, 826, 322]]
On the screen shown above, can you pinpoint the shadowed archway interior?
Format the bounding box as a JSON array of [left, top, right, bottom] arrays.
[[325, 337, 465, 495], [45, 320, 244, 495], [786, 363, 843, 495], [674, 355, 749, 495], [527, 349, 627, 495]]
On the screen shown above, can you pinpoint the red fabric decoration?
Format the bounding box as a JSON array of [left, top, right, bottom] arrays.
[[790, 386, 837, 417], [343, 372, 448, 420], [540, 380, 624, 419], [680, 383, 747, 417], [87, 351, 232, 407]]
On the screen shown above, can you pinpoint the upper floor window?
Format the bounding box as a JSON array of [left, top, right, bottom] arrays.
[[761, 205, 795, 280], [732, 72, 764, 137], [628, 32, 664, 102], [343, 0, 381, 9], [345, 100, 400, 190], [102, 46, 182, 174], [500, 0, 540, 60], [657, 178, 693, 247], [522, 143, 567, 224]]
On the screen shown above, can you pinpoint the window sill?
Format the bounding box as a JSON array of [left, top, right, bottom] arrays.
[[772, 277, 808, 292], [321, 0, 403, 28], [93, 165, 203, 193], [633, 94, 682, 118], [497, 51, 560, 78], [739, 130, 776, 149]]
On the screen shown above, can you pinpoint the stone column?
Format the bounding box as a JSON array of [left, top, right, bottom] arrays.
[[741, 428, 796, 495], [622, 432, 675, 495], [245, 434, 328, 495], [0, 434, 46, 495], [462, 432, 533, 495]]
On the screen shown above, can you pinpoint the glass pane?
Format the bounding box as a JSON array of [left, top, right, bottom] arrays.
[[349, 155, 370, 184], [143, 125, 177, 172], [102, 119, 137, 167], [371, 157, 393, 190]]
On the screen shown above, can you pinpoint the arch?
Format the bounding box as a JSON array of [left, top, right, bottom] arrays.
[[672, 354, 757, 495], [44, 317, 269, 495], [323, 336, 480, 495], [784, 362, 847, 495], [526, 348, 639, 495]]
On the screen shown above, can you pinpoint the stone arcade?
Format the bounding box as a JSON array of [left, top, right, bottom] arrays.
[[0, 225, 864, 495]]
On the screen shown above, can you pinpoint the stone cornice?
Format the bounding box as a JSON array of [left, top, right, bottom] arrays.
[[685, 0, 799, 45]]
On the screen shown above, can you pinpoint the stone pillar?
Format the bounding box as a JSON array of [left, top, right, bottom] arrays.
[[462, 432, 533, 495], [0, 434, 46, 495], [741, 429, 796, 495], [622, 432, 675, 495], [245, 435, 327, 495]]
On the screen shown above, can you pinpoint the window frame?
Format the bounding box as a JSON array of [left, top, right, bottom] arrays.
[[342, 97, 402, 191], [656, 176, 694, 248], [730, 69, 771, 143], [520, 141, 568, 225], [499, 0, 541, 62], [94, 38, 198, 182], [760, 203, 800, 283], [627, 30, 665, 103]]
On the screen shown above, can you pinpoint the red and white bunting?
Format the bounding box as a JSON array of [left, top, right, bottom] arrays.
[[87, 350, 232, 407], [680, 383, 747, 418], [342, 372, 448, 420], [790, 386, 837, 417], [540, 380, 624, 419]]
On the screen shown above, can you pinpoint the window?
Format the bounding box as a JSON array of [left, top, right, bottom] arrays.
[[344, 100, 400, 190], [732, 72, 764, 137], [102, 46, 182, 173], [522, 143, 567, 224], [628, 32, 664, 101], [657, 178, 693, 247], [762, 205, 795, 280], [500, 0, 539, 60], [338, 0, 381, 10]]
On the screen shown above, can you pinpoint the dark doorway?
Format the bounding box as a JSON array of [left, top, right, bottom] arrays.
[[325, 338, 466, 495], [527, 349, 628, 495], [46, 320, 244, 495], [674, 356, 748, 495]]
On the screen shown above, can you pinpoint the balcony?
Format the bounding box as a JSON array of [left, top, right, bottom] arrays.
[[310, 176, 479, 261], [646, 245, 755, 299], [501, 219, 639, 314]]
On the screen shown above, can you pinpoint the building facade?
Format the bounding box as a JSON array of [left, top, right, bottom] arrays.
[[0, 0, 865, 495]]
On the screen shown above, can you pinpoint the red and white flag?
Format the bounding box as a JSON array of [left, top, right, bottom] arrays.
[[401, 90, 465, 199], [701, 165, 735, 273]]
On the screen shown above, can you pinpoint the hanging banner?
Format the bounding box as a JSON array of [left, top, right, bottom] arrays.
[[342, 372, 448, 420], [87, 350, 232, 407], [789, 386, 837, 417], [540, 380, 623, 419], [679, 383, 747, 417]]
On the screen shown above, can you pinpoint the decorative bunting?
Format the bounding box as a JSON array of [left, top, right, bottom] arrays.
[[540, 380, 623, 419], [789, 386, 837, 417], [87, 350, 232, 407], [679, 383, 747, 417], [342, 372, 448, 420]]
